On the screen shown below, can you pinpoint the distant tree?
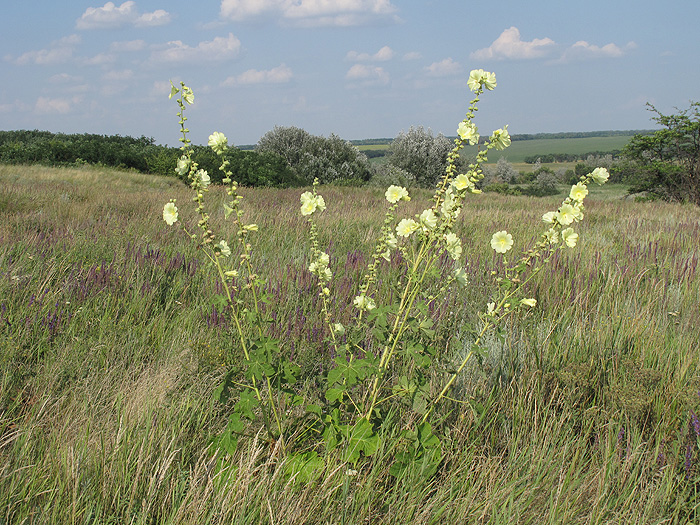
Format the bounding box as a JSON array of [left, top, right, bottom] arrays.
[[256, 126, 371, 185], [623, 102, 700, 204], [368, 163, 416, 188], [483, 157, 518, 185], [386, 126, 453, 187]]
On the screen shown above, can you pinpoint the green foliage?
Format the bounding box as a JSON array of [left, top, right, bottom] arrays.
[[0, 130, 159, 171], [483, 182, 522, 195], [188, 145, 304, 187], [623, 102, 700, 204], [162, 74, 614, 492], [0, 129, 305, 187], [386, 126, 454, 187], [256, 125, 372, 185]]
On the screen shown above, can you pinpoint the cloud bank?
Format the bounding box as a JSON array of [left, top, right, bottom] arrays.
[[471, 27, 555, 61], [220, 0, 399, 27], [471, 26, 636, 63], [150, 33, 242, 63], [76, 2, 171, 30], [223, 64, 293, 85]]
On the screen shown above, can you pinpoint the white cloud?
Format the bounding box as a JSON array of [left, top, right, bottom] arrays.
[[425, 57, 461, 77], [220, 0, 399, 27], [134, 9, 171, 27], [110, 39, 146, 52], [471, 27, 555, 61], [14, 35, 81, 65], [102, 69, 134, 82], [558, 40, 636, 62], [34, 96, 82, 115], [82, 52, 117, 66], [151, 33, 242, 63], [48, 73, 83, 84], [76, 2, 171, 30], [223, 64, 293, 85], [346, 45, 394, 62], [346, 63, 389, 84]]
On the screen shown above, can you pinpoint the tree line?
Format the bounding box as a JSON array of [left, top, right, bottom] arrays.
[[1, 103, 698, 205]]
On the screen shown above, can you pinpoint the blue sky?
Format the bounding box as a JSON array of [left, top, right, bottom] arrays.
[[2, 1, 699, 147]]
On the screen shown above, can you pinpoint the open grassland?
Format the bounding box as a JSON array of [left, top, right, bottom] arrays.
[[1, 164, 700, 523], [487, 135, 633, 163]]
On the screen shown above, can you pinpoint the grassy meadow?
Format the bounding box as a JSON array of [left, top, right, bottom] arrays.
[[1, 163, 700, 523]]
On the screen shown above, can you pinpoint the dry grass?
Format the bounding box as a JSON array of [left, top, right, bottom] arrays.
[[1, 164, 699, 523]]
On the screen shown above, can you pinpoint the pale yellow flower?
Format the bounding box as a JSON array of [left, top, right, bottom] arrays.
[[322, 268, 332, 281], [208, 131, 228, 154], [175, 156, 190, 176], [467, 69, 485, 92], [217, 240, 231, 257], [544, 228, 559, 244], [396, 218, 419, 237], [569, 183, 588, 202], [385, 185, 409, 203], [353, 295, 376, 311], [243, 224, 258, 231], [590, 167, 610, 185], [301, 200, 316, 216], [333, 323, 346, 335], [561, 228, 578, 248], [491, 230, 513, 254], [197, 170, 210, 189], [457, 121, 479, 145], [419, 209, 438, 230], [444, 232, 462, 260], [386, 233, 398, 249], [454, 267, 468, 287], [315, 194, 326, 212], [490, 127, 511, 150], [556, 203, 576, 226], [319, 252, 330, 267], [182, 86, 194, 105], [483, 71, 497, 90], [163, 202, 178, 225], [300, 191, 315, 205], [520, 298, 537, 308], [542, 211, 557, 224], [453, 173, 471, 191], [467, 69, 496, 92], [572, 204, 583, 222], [224, 270, 239, 277]]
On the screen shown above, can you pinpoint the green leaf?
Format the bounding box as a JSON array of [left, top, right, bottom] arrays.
[[213, 368, 237, 404], [234, 389, 259, 421], [283, 361, 300, 385], [344, 419, 379, 464], [284, 451, 324, 485], [306, 404, 322, 417], [392, 375, 416, 398], [327, 356, 371, 387], [212, 294, 228, 313], [325, 387, 345, 404]]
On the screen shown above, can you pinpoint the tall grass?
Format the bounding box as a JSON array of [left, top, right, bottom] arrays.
[[1, 163, 699, 523]]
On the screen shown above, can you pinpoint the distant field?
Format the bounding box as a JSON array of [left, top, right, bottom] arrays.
[[486, 135, 633, 163], [354, 135, 636, 165]]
